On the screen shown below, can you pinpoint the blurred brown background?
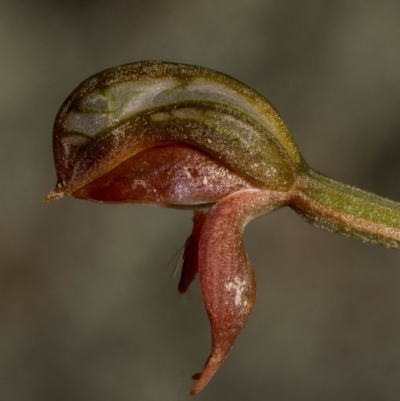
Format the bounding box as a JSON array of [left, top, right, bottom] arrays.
[[1, 1, 400, 400]]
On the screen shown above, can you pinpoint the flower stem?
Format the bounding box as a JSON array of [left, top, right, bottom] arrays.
[[293, 167, 400, 249]]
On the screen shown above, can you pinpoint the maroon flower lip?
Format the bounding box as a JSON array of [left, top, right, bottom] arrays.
[[47, 61, 400, 395], [185, 189, 290, 395]]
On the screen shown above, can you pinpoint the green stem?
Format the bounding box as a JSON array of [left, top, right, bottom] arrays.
[[293, 167, 400, 249]]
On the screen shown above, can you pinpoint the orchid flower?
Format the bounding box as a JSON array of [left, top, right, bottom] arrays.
[[46, 61, 400, 395]]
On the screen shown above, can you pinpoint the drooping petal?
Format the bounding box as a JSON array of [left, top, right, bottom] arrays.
[[190, 189, 291, 395], [178, 210, 207, 294]]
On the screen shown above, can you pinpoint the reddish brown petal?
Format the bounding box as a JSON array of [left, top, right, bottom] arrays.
[[72, 143, 260, 206], [190, 189, 291, 395], [178, 210, 207, 294]]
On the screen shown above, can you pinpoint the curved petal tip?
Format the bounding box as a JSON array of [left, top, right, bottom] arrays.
[[189, 350, 226, 395]]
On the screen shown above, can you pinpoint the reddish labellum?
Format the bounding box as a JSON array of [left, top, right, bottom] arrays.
[[189, 189, 290, 394], [47, 61, 400, 395]]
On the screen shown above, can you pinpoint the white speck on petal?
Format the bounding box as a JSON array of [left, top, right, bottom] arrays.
[[225, 277, 247, 306], [202, 176, 208, 185]]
